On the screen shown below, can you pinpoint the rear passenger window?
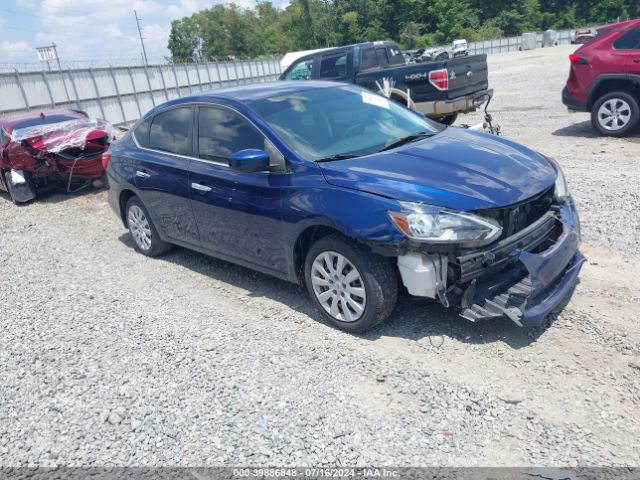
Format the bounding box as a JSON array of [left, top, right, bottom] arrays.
[[613, 29, 640, 49], [133, 117, 151, 147], [149, 107, 192, 155], [361, 48, 378, 70], [375, 48, 389, 66], [319, 54, 348, 79], [197, 107, 264, 163], [283, 58, 313, 80]]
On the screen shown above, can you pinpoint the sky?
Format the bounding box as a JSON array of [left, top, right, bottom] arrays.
[[0, 0, 290, 66]]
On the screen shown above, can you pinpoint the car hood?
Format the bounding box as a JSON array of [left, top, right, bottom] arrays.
[[318, 127, 557, 211]]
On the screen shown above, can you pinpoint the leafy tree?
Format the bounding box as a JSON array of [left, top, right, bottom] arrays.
[[166, 0, 640, 61], [400, 21, 422, 49]]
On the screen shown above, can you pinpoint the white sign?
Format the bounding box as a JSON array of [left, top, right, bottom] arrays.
[[36, 46, 56, 61], [361, 91, 390, 109]]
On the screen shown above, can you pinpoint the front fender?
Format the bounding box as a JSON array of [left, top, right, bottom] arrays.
[[280, 165, 407, 279]]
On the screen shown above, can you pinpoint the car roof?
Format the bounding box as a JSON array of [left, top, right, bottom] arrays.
[[599, 18, 640, 31], [154, 81, 349, 109], [0, 109, 84, 131]]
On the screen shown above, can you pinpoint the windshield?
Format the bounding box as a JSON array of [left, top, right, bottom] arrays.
[[248, 85, 442, 161]]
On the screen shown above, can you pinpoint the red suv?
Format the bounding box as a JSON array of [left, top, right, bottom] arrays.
[[563, 18, 640, 137]]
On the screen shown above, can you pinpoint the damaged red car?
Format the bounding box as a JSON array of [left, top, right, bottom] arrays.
[[0, 109, 115, 203]]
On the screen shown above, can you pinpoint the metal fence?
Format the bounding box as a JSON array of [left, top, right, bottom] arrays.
[[0, 59, 282, 126], [465, 29, 574, 55]]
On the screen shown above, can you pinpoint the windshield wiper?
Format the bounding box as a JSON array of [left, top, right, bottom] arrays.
[[379, 131, 434, 152], [315, 154, 361, 163]]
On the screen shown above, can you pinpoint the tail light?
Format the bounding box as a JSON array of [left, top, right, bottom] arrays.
[[569, 53, 588, 65], [101, 151, 112, 171], [429, 69, 449, 91]]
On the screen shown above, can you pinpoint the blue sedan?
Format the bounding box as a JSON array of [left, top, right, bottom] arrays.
[[107, 81, 584, 332]]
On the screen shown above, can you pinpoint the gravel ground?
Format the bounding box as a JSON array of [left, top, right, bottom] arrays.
[[1, 45, 639, 468]]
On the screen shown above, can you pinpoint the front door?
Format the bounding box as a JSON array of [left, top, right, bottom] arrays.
[[188, 104, 288, 275]]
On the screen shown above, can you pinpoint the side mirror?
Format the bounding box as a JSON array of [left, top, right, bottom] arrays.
[[229, 149, 270, 173]]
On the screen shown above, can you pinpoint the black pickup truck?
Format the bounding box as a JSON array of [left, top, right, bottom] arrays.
[[279, 41, 493, 124]]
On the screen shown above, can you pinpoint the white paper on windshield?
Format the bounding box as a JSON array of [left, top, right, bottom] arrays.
[[361, 91, 389, 109]]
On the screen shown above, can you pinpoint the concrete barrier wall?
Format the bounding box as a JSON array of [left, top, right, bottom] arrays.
[[0, 59, 282, 126]]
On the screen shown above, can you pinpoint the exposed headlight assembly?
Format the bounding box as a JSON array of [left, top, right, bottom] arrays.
[[542, 155, 569, 201], [388, 202, 502, 247], [554, 163, 569, 201]]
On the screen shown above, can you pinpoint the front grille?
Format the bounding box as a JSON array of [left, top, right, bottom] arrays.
[[475, 186, 554, 240]]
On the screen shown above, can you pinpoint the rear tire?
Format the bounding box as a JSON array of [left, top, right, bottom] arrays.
[[125, 196, 171, 257], [304, 234, 398, 333], [591, 91, 640, 137]]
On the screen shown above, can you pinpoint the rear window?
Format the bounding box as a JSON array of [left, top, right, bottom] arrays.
[[11, 114, 79, 130], [133, 117, 151, 147], [613, 29, 640, 49], [149, 107, 192, 155]]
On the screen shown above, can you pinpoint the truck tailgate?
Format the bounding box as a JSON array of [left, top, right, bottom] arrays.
[[446, 54, 489, 98]]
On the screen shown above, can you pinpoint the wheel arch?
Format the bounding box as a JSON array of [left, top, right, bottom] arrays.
[[118, 188, 137, 226], [587, 75, 640, 110], [292, 224, 345, 282]]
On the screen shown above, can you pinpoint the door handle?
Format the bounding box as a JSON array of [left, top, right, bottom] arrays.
[[136, 170, 150, 179], [191, 182, 212, 192]]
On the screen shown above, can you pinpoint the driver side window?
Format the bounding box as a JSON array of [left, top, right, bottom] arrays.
[[197, 106, 264, 163]]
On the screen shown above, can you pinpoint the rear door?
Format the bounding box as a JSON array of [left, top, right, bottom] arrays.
[[611, 28, 640, 75], [132, 106, 200, 246], [445, 54, 489, 99]]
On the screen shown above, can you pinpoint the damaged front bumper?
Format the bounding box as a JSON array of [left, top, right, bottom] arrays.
[[397, 200, 585, 327]]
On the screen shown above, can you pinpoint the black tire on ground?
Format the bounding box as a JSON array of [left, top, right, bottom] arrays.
[[304, 234, 398, 333], [125, 196, 172, 257], [434, 113, 458, 126], [590, 91, 640, 138]]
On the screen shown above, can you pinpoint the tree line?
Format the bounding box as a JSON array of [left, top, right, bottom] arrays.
[[167, 0, 640, 61]]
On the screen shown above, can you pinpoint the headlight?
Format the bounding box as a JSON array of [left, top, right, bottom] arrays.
[[554, 164, 569, 201], [543, 155, 569, 201], [388, 202, 502, 247]]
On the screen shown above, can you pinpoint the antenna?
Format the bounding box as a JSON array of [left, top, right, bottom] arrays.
[[134, 10, 149, 66]]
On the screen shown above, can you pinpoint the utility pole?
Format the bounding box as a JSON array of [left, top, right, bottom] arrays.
[[52, 42, 62, 71], [134, 10, 149, 66], [51, 42, 72, 103]]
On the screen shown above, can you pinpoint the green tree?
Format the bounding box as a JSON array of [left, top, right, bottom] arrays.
[[428, 0, 480, 43]]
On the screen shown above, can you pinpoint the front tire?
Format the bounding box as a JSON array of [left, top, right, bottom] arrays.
[[591, 91, 640, 137], [304, 234, 398, 333], [125, 196, 171, 256]]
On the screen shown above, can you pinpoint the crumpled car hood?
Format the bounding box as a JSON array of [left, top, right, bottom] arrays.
[[319, 127, 557, 211]]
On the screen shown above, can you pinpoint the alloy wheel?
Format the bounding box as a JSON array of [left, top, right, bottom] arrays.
[[128, 205, 152, 251], [597, 98, 632, 131], [310, 251, 366, 322]]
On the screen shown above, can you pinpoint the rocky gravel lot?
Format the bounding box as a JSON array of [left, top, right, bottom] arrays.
[[1, 45, 639, 468]]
